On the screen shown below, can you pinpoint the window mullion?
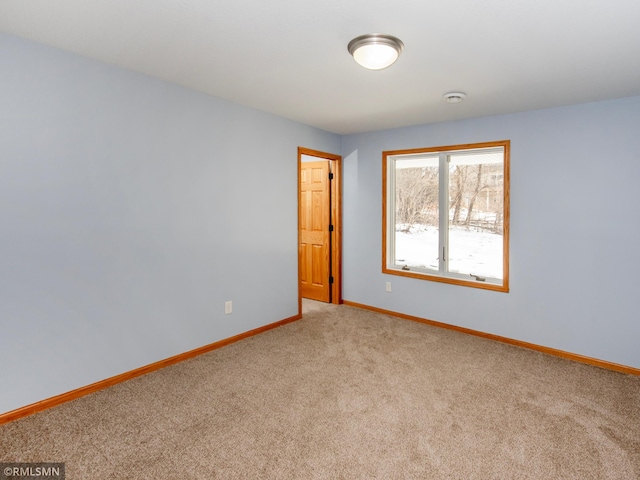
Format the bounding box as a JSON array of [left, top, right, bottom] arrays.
[[388, 158, 396, 266], [438, 153, 449, 274]]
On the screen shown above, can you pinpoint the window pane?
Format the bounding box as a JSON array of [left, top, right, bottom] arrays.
[[447, 149, 504, 280], [394, 155, 439, 271]]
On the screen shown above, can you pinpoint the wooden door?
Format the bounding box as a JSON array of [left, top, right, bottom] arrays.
[[300, 161, 331, 302]]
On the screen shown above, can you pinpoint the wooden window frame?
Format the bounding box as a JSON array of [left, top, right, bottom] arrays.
[[382, 140, 510, 292]]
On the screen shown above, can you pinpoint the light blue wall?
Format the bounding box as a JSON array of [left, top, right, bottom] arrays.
[[342, 96, 640, 369], [0, 34, 340, 414]]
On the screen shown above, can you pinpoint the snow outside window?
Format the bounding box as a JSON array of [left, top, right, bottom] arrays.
[[383, 140, 510, 292]]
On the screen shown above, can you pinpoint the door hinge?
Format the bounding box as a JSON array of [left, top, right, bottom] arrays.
[[329, 172, 334, 180], [329, 224, 334, 232], [329, 276, 334, 284]]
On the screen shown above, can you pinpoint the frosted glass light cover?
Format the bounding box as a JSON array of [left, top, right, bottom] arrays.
[[348, 34, 404, 70], [353, 44, 399, 70]]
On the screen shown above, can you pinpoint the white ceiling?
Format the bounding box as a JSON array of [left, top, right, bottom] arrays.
[[1, 0, 640, 134]]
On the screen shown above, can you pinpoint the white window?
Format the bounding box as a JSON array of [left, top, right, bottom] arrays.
[[383, 140, 510, 292]]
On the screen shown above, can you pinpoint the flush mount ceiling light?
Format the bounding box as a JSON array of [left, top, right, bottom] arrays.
[[443, 92, 467, 103], [348, 34, 404, 70]]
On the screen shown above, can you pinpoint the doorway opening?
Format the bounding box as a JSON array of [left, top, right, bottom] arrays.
[[298, 147, 342, 313]]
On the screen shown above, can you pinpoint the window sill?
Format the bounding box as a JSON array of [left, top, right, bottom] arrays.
[[383, 266, 509, 293]]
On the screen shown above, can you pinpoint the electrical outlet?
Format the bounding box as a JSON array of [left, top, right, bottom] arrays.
[[386, 282, 392, 292], [224, 301, 232, 314]]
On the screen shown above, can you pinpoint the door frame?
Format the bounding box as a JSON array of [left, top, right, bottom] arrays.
[[298, 147, 342, 313]]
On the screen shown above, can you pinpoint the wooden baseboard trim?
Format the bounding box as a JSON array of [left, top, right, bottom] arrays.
[[0, 313, 301, 426], [342, 300, 639, 376]]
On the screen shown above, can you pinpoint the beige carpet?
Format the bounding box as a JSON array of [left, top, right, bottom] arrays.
[[2, 301, 639, 479]]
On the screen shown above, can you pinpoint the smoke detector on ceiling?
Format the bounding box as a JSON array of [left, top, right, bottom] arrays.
[[443, 92, 467, 103]]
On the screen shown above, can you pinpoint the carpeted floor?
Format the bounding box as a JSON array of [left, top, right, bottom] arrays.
[[1, 300, 639, 479]]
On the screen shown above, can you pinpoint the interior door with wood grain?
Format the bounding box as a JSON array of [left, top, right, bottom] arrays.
[[300, 160, 331, 302]]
